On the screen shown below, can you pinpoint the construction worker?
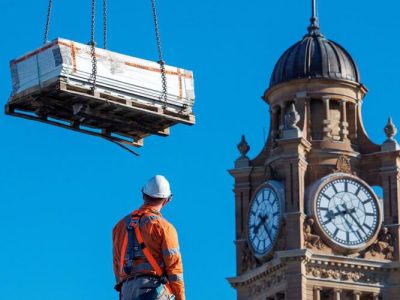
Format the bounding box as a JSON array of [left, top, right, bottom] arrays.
[[112, 175, 185, 300]]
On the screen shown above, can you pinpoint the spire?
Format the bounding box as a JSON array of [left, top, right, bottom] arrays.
[[307, 0, 322, 36]]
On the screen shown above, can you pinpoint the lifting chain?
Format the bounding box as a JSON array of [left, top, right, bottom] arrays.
[[43, 0, 54, 44], [90, 0, 97, 94], [150, 0, 168, 108], [103, 0, 107, 49]]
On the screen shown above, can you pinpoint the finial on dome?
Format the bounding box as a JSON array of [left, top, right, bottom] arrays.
[[307, 0, 322, 36]]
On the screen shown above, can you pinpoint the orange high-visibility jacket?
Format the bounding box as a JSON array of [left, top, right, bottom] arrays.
[[112, 205, 185, 300]]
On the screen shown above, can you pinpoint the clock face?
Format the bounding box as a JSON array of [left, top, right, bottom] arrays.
[[315, 177, 381, 249], [248, 183, 282, 258]]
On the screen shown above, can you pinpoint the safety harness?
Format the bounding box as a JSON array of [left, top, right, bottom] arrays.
[[119, 210, 168, 284]]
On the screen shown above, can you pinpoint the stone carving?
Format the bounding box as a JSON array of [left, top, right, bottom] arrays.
[[306, 266, 373, 283], [334, 155, 353, 174], [384, 117, 397, 141], [284, 103, 300, 130], [363, 227, 394, 260], [237, 134, 250, 157], [304, 217, 325, 250], [241, 243, 257, 273], [248, 273, 286, 297], [282, 103, 302, 139]]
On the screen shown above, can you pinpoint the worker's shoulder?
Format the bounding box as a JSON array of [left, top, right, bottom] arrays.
[[146, 213, 176, 230], [113, 214, 130, 231]]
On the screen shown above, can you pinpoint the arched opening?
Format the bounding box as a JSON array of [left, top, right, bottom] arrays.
[[310, 98, 324, 140], [329, 100, 341, 141]]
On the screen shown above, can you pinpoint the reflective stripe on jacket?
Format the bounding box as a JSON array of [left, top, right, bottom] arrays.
[[113, 205, 185, 300]]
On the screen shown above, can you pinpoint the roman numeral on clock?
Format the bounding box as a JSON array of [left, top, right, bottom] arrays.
[[363, 223, 372, 231], [333, 228, 339, 237], [322, 193, 331, 201], [355, 186, 362, 196]]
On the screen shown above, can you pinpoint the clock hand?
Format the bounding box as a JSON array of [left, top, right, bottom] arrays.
[[326, 209, 347, 220], [253, 214, 266, 235], [263, 223, 273, 242], [336, 206, 354, 232], [253, 221, 262, 235], [341, 204, 366, 234]]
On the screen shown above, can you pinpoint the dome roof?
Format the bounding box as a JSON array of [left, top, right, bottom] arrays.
[[270, 23, 361, 87]]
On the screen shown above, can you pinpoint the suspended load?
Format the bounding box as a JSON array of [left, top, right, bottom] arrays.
[[5, 38, 195, 147]]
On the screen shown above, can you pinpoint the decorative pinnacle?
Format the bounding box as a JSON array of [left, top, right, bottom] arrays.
[[237, 135, 250, 157], [307, 0, 322, 36], [384, 117, 398, 141]]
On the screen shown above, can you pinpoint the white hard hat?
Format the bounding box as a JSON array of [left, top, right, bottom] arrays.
[[142, 175, 172, 199]]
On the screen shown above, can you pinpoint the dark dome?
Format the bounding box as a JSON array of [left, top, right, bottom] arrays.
[[270, 27, 360, 87]]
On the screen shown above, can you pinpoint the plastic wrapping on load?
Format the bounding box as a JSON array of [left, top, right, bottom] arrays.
[[6, 38, 196, 147], [9, 38, 195, 114]]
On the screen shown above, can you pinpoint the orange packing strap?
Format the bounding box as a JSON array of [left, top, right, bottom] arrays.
[[134, 220, 164, 277]]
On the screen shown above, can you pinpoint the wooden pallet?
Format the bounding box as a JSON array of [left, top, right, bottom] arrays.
[[5, 78, 195, 147]]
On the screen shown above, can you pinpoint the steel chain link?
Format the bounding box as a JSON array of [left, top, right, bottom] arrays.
[[103, 0, 107, 49], [90, 0, 97, 94], [150, 0, 168, 108], [43, 0, 54, 44]]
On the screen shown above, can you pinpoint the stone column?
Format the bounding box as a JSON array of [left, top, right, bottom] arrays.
[[380, 164, 400, 260], [276, 137, 311, 249], [285, 261, 307, 300], [340, 100, 349, 141], [293, 95, 308, 133], [353, 291, 361, 300], [313, 287, 322, 300], [322, 97, 331, 138], [371, 293, 379, 300], [349, 102, 359, 140], [333, 289, 342, 300], [271, 105, 279, 142], [306, 98, 312, 141], [228, 165, 254, 275], [279, 102, 286, 137]]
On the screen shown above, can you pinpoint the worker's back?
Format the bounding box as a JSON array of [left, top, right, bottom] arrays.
[[113, 205, 185, 300]]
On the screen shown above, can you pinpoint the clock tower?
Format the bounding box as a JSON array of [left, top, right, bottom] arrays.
[[228, 2, 400, 300]]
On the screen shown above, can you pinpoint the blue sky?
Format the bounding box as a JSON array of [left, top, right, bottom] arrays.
[[1, 1, 400, 299]]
